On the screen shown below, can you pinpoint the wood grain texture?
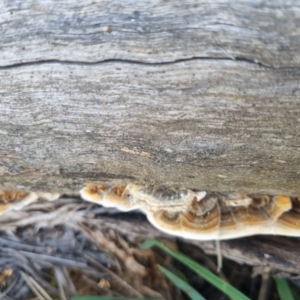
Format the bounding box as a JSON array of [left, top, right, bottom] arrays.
[[1, 0, 299, 195], [0, 1, 300, 67], [1, 0, 300, 270], [0, 60, 299, 195]]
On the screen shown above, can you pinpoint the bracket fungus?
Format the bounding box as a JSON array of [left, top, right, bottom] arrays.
[[80, 183, 298, 241]]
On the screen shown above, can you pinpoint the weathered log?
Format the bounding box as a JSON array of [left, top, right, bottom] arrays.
[[1, 57, 300, 195], [1, 1, 300, 67], [0, 0, 300, 271]]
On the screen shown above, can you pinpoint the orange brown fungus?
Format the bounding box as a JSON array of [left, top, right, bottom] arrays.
[[292, 197, 300, 213], [80, 183, 300, 240], [278, 197, 300, 229], [0, 190, 60, 215], [0, 190, 28, 204], [87, 184, 108, 195], [219, 204, 238, 230], [273, 196, 292, 211], [111, 185, 127, 198], [152, 210, 181, 231], [251, 195, 270, 208], [241, 206, 268, 224], [182, 204, 220, 232], [267, 196, 292, 220]]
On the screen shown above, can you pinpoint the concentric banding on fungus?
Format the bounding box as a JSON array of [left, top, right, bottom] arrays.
[[80, 183, 299, 240]]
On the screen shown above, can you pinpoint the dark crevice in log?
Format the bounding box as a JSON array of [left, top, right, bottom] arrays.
[[1, 56, 296, 71]]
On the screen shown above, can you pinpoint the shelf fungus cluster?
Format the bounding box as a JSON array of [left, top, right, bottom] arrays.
[[80, 183, 300, 240], [1, 184, 299, 240], [0, 190, 60, 214]]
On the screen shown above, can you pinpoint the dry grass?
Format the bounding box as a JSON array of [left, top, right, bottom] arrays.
[[0, 197, 298, 300], [0, 198, 180, 299]]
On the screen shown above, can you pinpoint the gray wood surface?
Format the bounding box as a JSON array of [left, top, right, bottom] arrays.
[[1, 0, 300, 196], [1, 60, 299, 195], [1, 0, 300, 270], [1, 1, 300, 67]]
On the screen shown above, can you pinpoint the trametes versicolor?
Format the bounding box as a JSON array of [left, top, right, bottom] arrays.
[[0, 184, 298, 241], [80, 183, 298, 241]]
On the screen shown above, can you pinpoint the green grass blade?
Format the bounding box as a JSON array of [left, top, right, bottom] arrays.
[[72, 297, 162, 300], [140, 239, 250, 300], [158, 265, 206, 300], [275, 278, 294, 300]]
